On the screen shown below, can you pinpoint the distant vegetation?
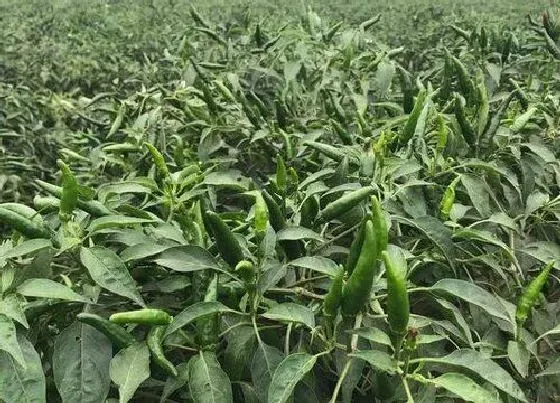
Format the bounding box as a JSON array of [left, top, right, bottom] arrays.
[[0, 1, 559, 402]]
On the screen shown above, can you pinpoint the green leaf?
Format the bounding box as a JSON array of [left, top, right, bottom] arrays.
[[87, 216, 156, 233], [188, 351, 233, 403], [534, 323, 560, 342], [154, 245, 220, 272], [53, 321, 112, 403], [17, 279, 90, 303], [161, 362, 189, 403], [0, 295, 28, 328], [349, 350, 399, 374], [460, 174, 492, 218], [431, 278, 509, 321], [507, 341, 529, 378], [267, 353, 316, 403], [376, 60, 396, 98], [0, 314, 24, 367], [164, 301, 234, 337], [453, 228, 510, 253], [421, 349, 527, 402], [223, 325, 257, 381], [276, 227, 324, 242], [0, 333, 45, 403], [257, 262, 287, 294], [110, 342, 150, 403], [536, 358, 560, 377], [120, 243, 172, 262], [262, 303, 315, 329], [251, 343, 284, 402], [1, 239, 52, 259], [203, 170, 250, 190], [524, 191, 549, 218], [521, 242, 560, 270], [395, 215, 456, 272], [423, 372, 500, 403], [80, 247, 145, 307], [348, 327, 392, 347], [288, 256, 340, 277]]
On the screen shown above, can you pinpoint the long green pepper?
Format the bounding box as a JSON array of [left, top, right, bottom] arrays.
[[204, 211, 244, 269], [323, 267, 344, 317], [516, 262, 554, 327], [381, 250, 410, 356], [147, 326, 177, 377], [341, 220, 378, 317], [318, 186, 375, 223], [57, 160, 78, 221]]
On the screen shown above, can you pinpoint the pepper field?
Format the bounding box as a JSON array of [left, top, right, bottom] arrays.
[[0, 0, 559, 402]]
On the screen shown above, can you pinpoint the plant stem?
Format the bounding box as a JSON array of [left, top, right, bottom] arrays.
[[328, 358, 353, 403]]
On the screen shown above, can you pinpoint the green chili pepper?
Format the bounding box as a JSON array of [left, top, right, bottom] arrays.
[[77, 313, 136, 350], [439, 54, 454, 102], [454, 93, 477, 147], [318, 186, 375, 223], [144, 142, 169, 178], [479, 27, 489, 52], [36, 180, 112, 217], [287, 167, 298, 194], [440, 176, 460, 219], [400, 88, 427, 144], [276, 156, 287, 196], [305, 141, 347, 162], [248, 91, 268, 118], [324, 21, 343, 42], [476, 77, 489, 138], [515, 262, 554, 327], [509, 79, 529, 110], [511, 106, 537, 133], [0, 203, 51, 240], [331, 156, 350, 187], [371, 196, 388, 254], [189, 5, 211, 28], [300, 195, 319, 229], [262, 190, 286, 231], [147, 326, 177, 377], [107, 103, 126, 138], [381, 250, 410, 355], [33, 196, 61, 213], [172, 135, 185, 168], [195, 27, 227, 46], [253, 192, 269, 237], [330, 119, 352, 145], [204, 211, 244, 269], [214, 79, 236, 103], [360, 14, 381, 31], [323, 267, 344, 317], [345, 216, 369, 276], [109, 309, 173, 326], [449, 52, 476, 104], [482, 91, 516, 143], [57, 160, 78, 222], [341, 220, 378, 317], [501, 32, 513, 63], [275, 99, 288, 130], [254, 23, 264, 47], [398, 67, 415, 114], [102, 143, 142, 154], [435, 114, 448, 153], [235, 260, 255, 284]]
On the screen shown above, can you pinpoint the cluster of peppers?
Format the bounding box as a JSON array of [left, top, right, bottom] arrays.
[[0, 143, 556, 380], [322, 195, 411, 355]]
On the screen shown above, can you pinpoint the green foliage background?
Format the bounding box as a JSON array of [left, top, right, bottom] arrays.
[[0, 0, 559, 402]]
